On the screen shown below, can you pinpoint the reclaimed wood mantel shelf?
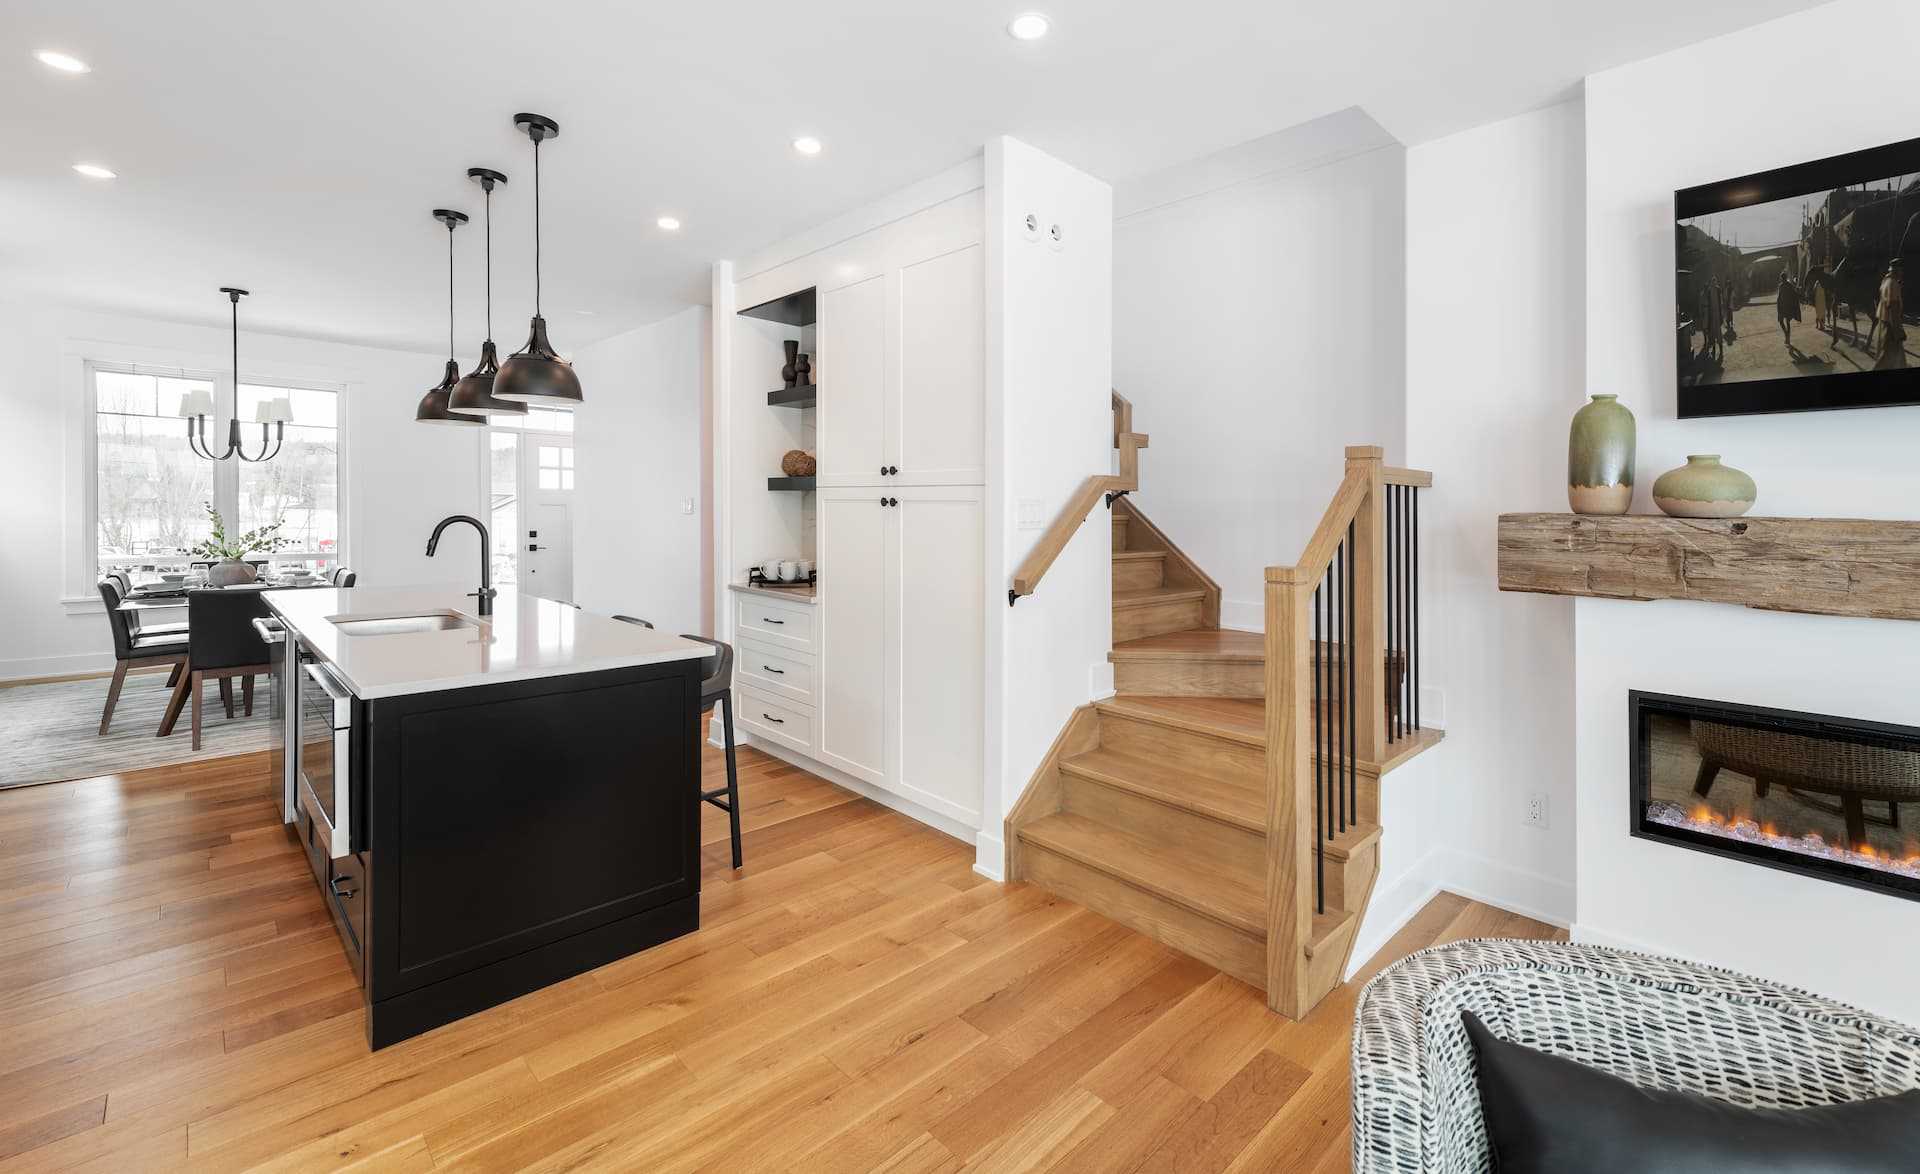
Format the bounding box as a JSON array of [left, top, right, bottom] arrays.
[[1497, 512, 1920, 621]]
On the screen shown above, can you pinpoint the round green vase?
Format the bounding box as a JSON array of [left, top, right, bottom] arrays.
[[1652, 455, 1756, 518], [1568, 394, 1635, 515]]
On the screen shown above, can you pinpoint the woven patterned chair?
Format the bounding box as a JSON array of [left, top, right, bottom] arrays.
[[1352, 939, 1920, 1174]]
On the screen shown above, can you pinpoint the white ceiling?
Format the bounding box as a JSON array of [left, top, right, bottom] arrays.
[[1, 0, 1825, 355]]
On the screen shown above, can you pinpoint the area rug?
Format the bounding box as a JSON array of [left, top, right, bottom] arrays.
[[0, 672, 274, 789]]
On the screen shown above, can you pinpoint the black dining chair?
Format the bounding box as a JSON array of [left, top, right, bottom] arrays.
[[96, 578, 188, 734], [160, 590, 272, 749], [612, 616, 742, 868], [332, 567, 357, 587]]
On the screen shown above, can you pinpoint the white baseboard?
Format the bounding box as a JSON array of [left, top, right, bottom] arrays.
[[1219, 599, 1263, 633], [973, 828, 1006, 882], [1088, 661, 1115, 701], [735, 732, 982, 848], [1435, 847, 1575, 930], [1568, 922, 1660, 953], [0, 652, 113, 683], [1346, 847, 1444, 980]]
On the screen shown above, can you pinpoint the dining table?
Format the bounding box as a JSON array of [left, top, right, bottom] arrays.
[[130, 580, 338, 738]]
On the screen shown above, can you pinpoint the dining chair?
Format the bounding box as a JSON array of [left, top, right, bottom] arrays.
[[96, 578, 188, 734], [160, 590, 273, 748], [332, 567, 357, 587], [612, 616, 743, 868]]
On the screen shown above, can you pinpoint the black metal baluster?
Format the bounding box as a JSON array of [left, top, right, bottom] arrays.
[[1333, 542, 1345, 834], [1347, 517, 1357, 826], [1388, 486, 1399, 742], [1312, 584, 1324, 914], [1403, 485, 1413, 739], [1412, 488, 1421, 735]]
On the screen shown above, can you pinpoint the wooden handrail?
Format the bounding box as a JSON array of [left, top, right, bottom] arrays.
[[1262, 444, 1431, 1018], [1010, 392, 1148, 602]]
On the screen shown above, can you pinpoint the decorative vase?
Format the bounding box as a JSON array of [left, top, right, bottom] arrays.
[[781, 449, 816, 477], [1567, 394, 1635, 515], [207, 558, 257, 587], [795, 352, 812, 386], [780, 340, 799, 389], [1652, 455, 1756, 518]]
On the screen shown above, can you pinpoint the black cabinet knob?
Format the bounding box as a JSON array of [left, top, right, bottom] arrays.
[[887, 465, 899, 475], [879, 466, 887, 475]]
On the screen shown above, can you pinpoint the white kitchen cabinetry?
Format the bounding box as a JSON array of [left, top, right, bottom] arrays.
[[817, 244, 983, 487], [815, 490, 888, 785]]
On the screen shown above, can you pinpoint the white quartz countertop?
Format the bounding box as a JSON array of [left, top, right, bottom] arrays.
[[263, 586, 708, 699]]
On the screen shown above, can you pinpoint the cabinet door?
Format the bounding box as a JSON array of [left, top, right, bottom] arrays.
[[815, 489, 888, 784], [888, 486, 984, 826], [816, 274, 888, 484], [895, 245, 984, 485]]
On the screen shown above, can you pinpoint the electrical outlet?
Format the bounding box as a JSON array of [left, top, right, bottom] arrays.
[[1016, 498, 1045, 530], [1523, 792, 1549, 829]]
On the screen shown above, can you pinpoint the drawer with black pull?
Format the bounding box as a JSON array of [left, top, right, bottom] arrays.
[[734, 637, 815, 707], [734, 685, 814, 754], [734, 596, 814, 653]]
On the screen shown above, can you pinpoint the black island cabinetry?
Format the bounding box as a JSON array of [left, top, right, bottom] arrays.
[[289, 652, 702, 1049]]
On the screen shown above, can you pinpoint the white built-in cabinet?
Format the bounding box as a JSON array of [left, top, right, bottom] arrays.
[[727, 190, 985, 834], [815, 485, 984, 825]]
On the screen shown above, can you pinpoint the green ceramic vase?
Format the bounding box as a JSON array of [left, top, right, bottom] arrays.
[[1568, 394, 1635, 515], [1652, 455, 1756, 518]]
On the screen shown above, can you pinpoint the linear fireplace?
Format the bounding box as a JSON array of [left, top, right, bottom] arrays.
[[1630, 691, 1920, 903]]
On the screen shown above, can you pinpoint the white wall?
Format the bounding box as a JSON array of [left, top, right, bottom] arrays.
[[983, 137, 1115, 874], [1578, 0, 1920, 1021], [570, 305, 712, 635], [0, 299, 482, 680], [1113, 111, 1407, 630], [1392, 100, 1586, 940]]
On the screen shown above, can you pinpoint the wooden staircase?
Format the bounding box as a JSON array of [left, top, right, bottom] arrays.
[[1009, 413, 1439, 1019]]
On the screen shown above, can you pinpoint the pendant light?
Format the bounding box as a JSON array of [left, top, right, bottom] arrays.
[[416, 209, 485, 426], [182, 287, 288, 461], [493, 113, 582, 404], [448, 167, 528, 417]]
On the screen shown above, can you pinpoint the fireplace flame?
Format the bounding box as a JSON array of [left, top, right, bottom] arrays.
[[1646, 800, 1920, 882]]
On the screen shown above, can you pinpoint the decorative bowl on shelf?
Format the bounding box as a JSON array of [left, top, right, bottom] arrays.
[[781, 449, 816, 477]]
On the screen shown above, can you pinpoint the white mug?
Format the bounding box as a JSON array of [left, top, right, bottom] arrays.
[[778, 560, 799, 581], [796, 559, 813, 579], [760, 558, 782, 581]]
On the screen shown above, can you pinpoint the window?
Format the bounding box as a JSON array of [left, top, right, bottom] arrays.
[[90, 365, 341, 578], [489, 432, 520, 588], [537, 444, 574, 491], [237, 383, 339, 558]]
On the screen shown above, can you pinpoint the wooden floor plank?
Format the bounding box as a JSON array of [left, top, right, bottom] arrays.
[[0, 720, 1562, 1170]]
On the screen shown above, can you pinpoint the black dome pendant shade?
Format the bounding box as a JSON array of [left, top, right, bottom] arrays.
[[448, 167, 528, 417], [416, 209, 485, 426], [494, 113, 582, 404]]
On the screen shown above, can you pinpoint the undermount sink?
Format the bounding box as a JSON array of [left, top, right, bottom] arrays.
[[331, 612, 478, 637]]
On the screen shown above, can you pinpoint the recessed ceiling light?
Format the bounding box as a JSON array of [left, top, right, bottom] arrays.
[[656, 216, 681, 231], [72, 162, 116, 179], [35, 50, 90, 73], [792, 136, 823, 157], [1006, 12, 1051, 40]]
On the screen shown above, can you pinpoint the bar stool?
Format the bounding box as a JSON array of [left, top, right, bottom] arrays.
[[613, 616, 742, 868]]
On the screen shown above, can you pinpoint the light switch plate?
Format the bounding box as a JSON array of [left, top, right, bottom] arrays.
[[679, 497, 695, 515], [1016, 498, 1045, 530]]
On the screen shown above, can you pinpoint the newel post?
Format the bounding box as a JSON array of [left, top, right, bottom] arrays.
[[1262, 566, 1314, 1017], [1345, 445, 1387, 765]]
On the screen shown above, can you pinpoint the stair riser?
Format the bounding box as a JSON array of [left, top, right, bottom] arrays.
[[1111, 515, 1129, 551], [1111, 557, 1166, 592], [1058, 773, 1264, 876], [1112, 657, 1263, 698], [1097, 711, 1265, 785], [1321, 838, 1377, 914], [1020, 842, 1265, 987], [1112, 597, 1206, 643]]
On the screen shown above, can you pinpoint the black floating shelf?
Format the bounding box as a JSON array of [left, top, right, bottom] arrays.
[[767, 476, 816, 491], [767, 385, 816, 408], [738, 286, 816, 327]]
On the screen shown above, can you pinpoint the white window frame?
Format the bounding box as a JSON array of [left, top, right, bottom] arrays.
[[63, 343, 355, 612]]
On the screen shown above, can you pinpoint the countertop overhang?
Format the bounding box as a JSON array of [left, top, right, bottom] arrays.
[[263, 586, 708, 698]]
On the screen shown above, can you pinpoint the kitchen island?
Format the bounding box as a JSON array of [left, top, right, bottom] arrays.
[[260, 586, 710, 1048]]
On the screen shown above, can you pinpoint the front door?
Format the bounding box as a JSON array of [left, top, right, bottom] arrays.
[[522, 438, 575, 602]]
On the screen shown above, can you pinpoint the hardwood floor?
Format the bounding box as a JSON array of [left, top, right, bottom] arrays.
[[0, 726, 1562, 1171]]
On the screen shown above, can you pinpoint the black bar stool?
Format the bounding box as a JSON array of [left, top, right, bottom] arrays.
[[614, 616, 742, 868]]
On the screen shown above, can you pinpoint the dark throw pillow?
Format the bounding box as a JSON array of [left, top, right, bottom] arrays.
[[1460, 1010, 1920, 1173]]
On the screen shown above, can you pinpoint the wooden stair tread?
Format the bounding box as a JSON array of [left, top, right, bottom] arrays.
[[1321, 820, 1381, 862], [1059, 747, 1264, 832], [1098, 695, 1267, 748], [1110, 550, 1166, 563], [1112, 586, 1207, 609], [1304, 907, 1357, 959], [1017, 812, 1265, 937], [1109, 629, 1264, 662]]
